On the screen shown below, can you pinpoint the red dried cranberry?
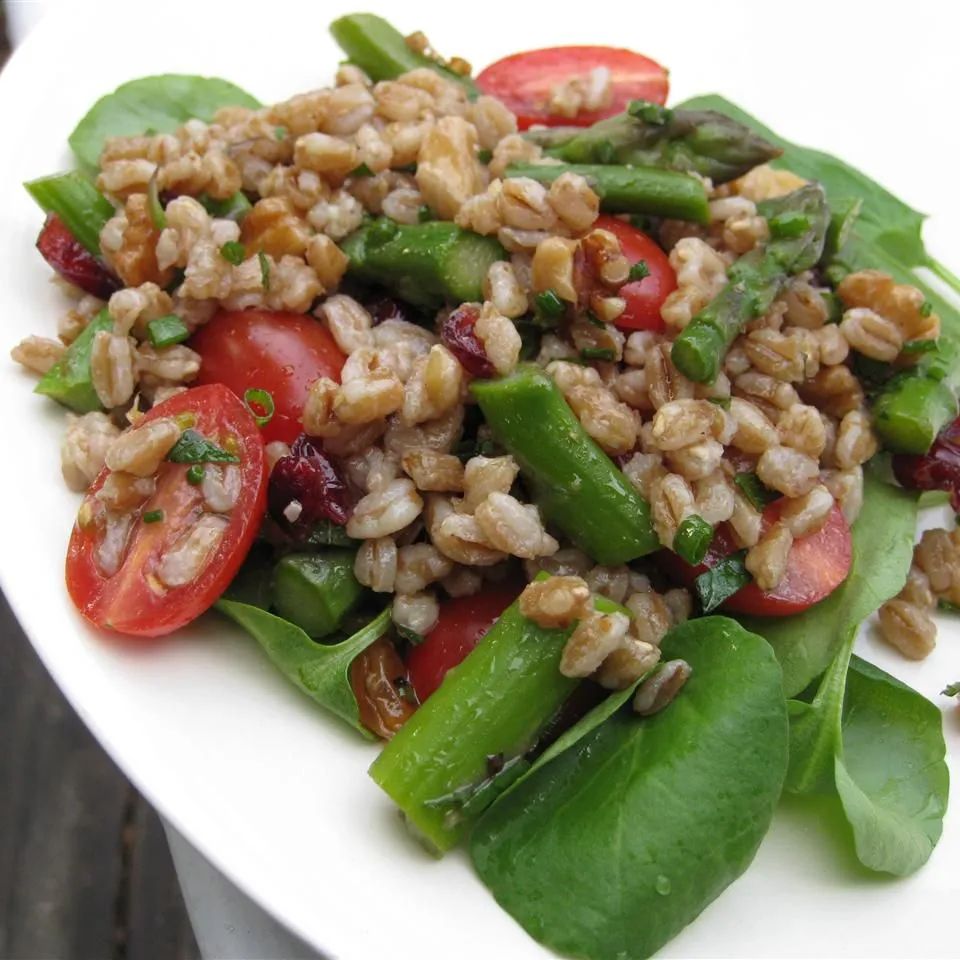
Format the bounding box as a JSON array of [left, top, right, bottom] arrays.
[[440, 304, 495, 378], [268, 434, 353, 532], [893, 415, 960, 512], [36, 214, 121, 299], [367, 296, 413, 327]]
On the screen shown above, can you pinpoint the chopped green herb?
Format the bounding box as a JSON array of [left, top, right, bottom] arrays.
[[186, 464, 205, 485], [629, 215, 656, 233], [902, 339, 938, 355], [417, 204, 433, 223], [168, 429, 240, 464], [821, 290, 843, 323], [534, 289, 566, 319], [627, 99, 671, 125], [734, 471, 780, 512], [395, 624, 426, 647], [274, 126, 287, 141], [243, 388, 275, 428], [707, 396, 732, 410], [220, 240, 246, 265], [142, 509, 164, 524], [580, 347, 616, 362], [350, 161, 374, 177], [199, 191, 252, 222], [258, 250, 271, 290], [942, 681, 960, 698], [627, 260, 650, 282], [303, 521, 357, 548], [768, 210, 810, 240], [584, 311, 605, 328], [146, 314, 190, 348], [694, 550, 751, 613], [937, 598, 960, 614], [477, 148, 493, 164], [147, 170, 166, 230], [674, 515, 714, 565], [920, 300, 934, 318]]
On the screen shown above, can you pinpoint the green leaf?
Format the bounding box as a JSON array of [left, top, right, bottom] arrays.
[[695, 550, 750, 613], [167, 429, 239, 464], [836, 657, 948, 875], [733, 471, 780, 511], [215, 600, 391, 737], [741, 464, 916, 697], [942, 680, 960, 697], [69, 75, 260, 168], [471, 616, 788, 960], [35, 309, 113, 412]]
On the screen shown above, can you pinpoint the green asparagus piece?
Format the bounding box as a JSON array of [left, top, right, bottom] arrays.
[[329, 13, 478, 95], [270, 551, 364, 639], [35, 310, 113, 412], [472, 366, 659, 564], [671, 183, 830, 383], [369, 586, 627, 853], [527, 100, 782, 184], [506, 162, 709, 223], [820, 195, 862, 266], [341, 218, 505, 309], [24, 172, 115, 255]]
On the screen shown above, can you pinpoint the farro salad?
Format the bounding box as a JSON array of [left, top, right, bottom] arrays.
[[10, 12, 956, 958]]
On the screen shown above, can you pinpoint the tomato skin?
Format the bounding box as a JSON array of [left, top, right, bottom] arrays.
[[191, 310, 346, 444], [66, 384, 267, 638], [476, 46, 669, 130], [659, 502, 852, 617], [594, 215, 675, 332], [407, 585, 520, 701]]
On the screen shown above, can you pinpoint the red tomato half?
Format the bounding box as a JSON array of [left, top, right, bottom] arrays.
[[476, 46, 669, 130], [407, 585, 520, 701], [191, 310, 346, 444], [595, 215, 676, 332], [66, 384, 267, 638], [659, 501, 852, 617]]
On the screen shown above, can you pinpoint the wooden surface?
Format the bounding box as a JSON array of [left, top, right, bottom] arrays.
[[0, 15, 199, 959]]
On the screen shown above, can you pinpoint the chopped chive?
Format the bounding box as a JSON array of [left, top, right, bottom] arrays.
[[707, 396, 731, 410], [584, 311, 605, 328], [258, 250, 271, 290], [695, 550, 751, 613], [146, 314, 190, 348], [274, 126, 287, 141], [768, 210, 810, 239], [169, 429, 239, 464], [734, 472, 780, 512], [627, 260, 650, 282], [674, 515, 714, 566], [147, 170, 166, 230], [199, 191, 252, 222], [920, 300, 934, 318], [244, 387, 275, 428], [186, 464, 205, 485], [142, 509, 164, 524], [350, 161, 374, 177], [417, 204, 433, 223], [534, 289, 566, 319], [477, 148, 493, 164], [937, 598, 960, 614], [902, 338, 938, 355], [580, 347, 616, 362], [943, 681, 960, 697], [220, 240, 246, 266], [629, 214, 656, 233], [395, 624, 426, 646]]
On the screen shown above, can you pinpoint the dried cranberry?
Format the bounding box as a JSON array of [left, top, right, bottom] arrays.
[[440, 304, 495, 378], [36, 214, 121, 299], [893, 416, 960, 512], [268, 434, 353, 532], [367, 296, 413, 327]]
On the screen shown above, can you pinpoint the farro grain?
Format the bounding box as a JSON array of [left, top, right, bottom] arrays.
[[632, 659, 692, 715], [560, 611, 630, 678], [878, 599, 936, 660], [518, 574, 591, 629]]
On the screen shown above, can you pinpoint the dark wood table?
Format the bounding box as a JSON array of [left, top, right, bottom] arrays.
[[0, 12, 198, 958]]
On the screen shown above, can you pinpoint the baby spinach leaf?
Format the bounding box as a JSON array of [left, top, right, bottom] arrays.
[[835, 656, 949, 876], [740, 465, 916, 697], [69, 75, 261, 168], [470, 617, 788, 960], [214, 600, 390, 737]]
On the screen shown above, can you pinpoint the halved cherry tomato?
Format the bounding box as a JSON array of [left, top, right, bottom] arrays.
[[407, 585, 520, 701], [476, 46, 669, 130], [595, 215, 676, 332], [191, 310, 346, 444], [66, 384, 267, 638], [659, 501, 852, 617]]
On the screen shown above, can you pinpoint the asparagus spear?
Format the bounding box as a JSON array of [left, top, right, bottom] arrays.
[[330, 13, 478, 95], [671, 183, 830, 384], [506, 162, 710, 223], [35, 310, 113, 413], [24, 172, 115, 255], [341, 218, 505, 309], [524, 100, 783, 184], [472, 366, 660, 563]]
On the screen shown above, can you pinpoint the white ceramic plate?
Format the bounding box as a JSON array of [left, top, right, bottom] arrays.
[[1, 2, 958, 957]]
